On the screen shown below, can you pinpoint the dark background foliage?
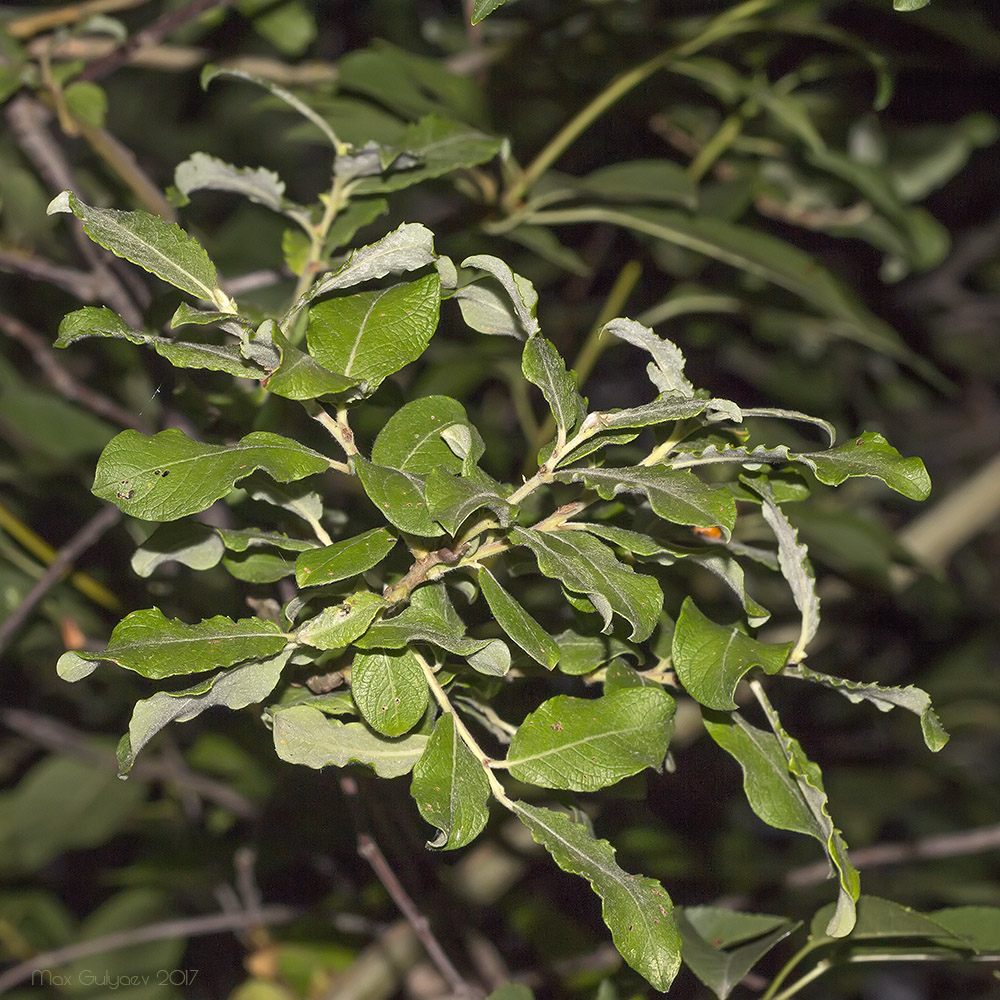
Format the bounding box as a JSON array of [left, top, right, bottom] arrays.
[[1, 2, 999, 998]]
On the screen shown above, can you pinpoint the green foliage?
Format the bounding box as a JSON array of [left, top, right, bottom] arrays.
[[3, 2, 1000, 998]]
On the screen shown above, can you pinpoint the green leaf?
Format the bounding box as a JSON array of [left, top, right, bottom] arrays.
[[460, 255, 540, 337], [47, 192, 225, 305], [601, 319, 695, 397], [323, 197, 390, 255], [590, 395, 710, 431], [173, 152, 301, 219], [337, 43, 485, 124], [505, 689, 675, 791], [351, 648, 429, 737], [522, 337, 586, 440], [576, 159, 697, 209], [552, 207, 943, 385], [58, 608, 288, 681], [131, 521, 224, 577], [119, 650, 291, 773], [56, 306, 264, 378], [471, 0, 508, 24], [553, 466, 737, 536], [410, 713, 490, 849], [64, 81, 107, 128], [703, 707, 859, 937], [307, 222, 438, 300], [0, 757, 145, 876], [894, 0, 930, 11], [512, 803, 682, 991], [202, 64, 343, 150], [272, 704, 428, 778], [453, 283, 531, 338], [372, 395, 483, 474], [296, 592, 386, 650], [555, 629, 637, 677], [676, 907, 797, 1000], [222, 549, 295, 583], [804, 432, 931, 500], [425, 467, 512, 534], [486, 988, 533, 1000], [478, 567, 559, 669], [354, 115, 502, 194], [670, 433, 931, 501], [748, 479, 819, 662], [296, 528, 397, 588], [356, 600, 511, 677], [809, 895, 962, 945], [673, 598, 791, 711], [264, 324, 359, 400], [355, 456, 442, 536], [512, 527, 662, 642], [785, 663, 949, 752], [931, 906, 1000, 954], [307, 274, 441, 392], [93, 428, 330, 521]]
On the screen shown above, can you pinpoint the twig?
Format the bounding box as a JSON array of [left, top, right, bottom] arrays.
[[0, 310, 150, 432], [0, 505, 122, 656], [0, 708, 260, 819], [77, 0, 236, 83], [4, 94, 145, 327], [893, 449, 1000, 585], [6, 0, 149, 39], [0, 249, 98, 300], [785, 821, 1000, 888], [0, 904, 297, 994], [338, 775, 482, 1000]]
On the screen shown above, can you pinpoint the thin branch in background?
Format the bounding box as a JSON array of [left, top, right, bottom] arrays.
[[0, 709, 260, 820], [0, 249, 98, 300], [338, 775, 483, 1000], [6, 0, 150, 40], [0, 310, 151, 432], [785, 821, 1000, 889], [0, 904, 298, 994], [78, 0, 236, 83], [0, 504, 122, 656], [4, 94, 146, 327]]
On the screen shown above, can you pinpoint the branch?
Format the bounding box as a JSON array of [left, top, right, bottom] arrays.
[[4, 94, 145, 327], [0, 249, 98, 300], [0, 504, 122, 656], [338, 775, 483, 1000], [0, 309, 151, 433], [785, 821, 1000, 888], [6, 0, 149, 39], [0, 708, 259, 820], [0, 904, 297, 994], [77, 0, 236, 83]]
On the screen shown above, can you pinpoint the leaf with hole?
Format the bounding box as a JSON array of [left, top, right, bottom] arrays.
[[93, 428, 330, 521]]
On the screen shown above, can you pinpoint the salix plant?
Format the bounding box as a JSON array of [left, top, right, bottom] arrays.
[[47, 66, 988, 999]]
